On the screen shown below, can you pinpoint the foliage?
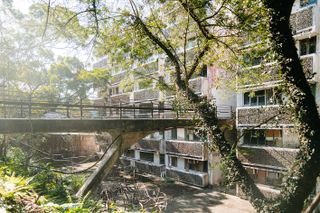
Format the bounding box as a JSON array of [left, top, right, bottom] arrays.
[[0, 146, 104, 212]]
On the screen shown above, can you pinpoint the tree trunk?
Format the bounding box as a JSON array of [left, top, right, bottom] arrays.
[[263, 1, 320, 212], [303, 191, 320, 213]]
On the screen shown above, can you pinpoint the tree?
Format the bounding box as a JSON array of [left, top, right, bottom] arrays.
[[27, 0, 320, 212]]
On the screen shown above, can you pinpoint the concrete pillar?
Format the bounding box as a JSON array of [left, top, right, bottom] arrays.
[[135, 150, 140, 160], [177, 128, 185, 140], [76, 131, 151, 198], [208, 152, 222, 185], [165, 155, 170, 166], [154, 152, 160, 165], [177, 157, 185, 170]]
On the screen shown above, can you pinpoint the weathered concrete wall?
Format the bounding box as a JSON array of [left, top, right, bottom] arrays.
[[42, 134, 99, 157], [238, 145, 299, 169]]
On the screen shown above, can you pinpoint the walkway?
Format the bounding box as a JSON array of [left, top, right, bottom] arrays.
[[164, 184, 255, 213]]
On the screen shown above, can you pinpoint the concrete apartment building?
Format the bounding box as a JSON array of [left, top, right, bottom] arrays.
[[94, 43, 236, 187], [236, 0, 320, 198], [94, 0, 320, 201]]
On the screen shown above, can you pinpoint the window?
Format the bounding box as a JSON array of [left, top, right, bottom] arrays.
[[186, 129, 201, 141], [160, 154, 165, 164], [247, 168, 258, 181], [300, 0, 317, 7], [244, 89, 282, 106], [244, 90, 265, 106], [265, 129, 283, 146], [300, 37, 316, 56], [266, 171, 283, 186], [266, 89, 282, 105], [243, 129, 266, 145], [125, 150, 135, 158], [243, 50, 267, 66], [185, 160, 208, 172], [109, 87, 119, 96], [140, 151, 154, 162], [199, 66, 207, 77], [243, 129, 283, 146], [171, 129, 177, 140], [170, 156, 177, 167]]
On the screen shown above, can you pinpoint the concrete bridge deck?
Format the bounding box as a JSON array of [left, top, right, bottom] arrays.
[[0, 118, 194, 134]]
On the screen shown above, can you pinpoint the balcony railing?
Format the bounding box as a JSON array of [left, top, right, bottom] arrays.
[[166, 140, 207, 159], [237, 63, 281, 88], [301, 54, 318, 80], [110, 72, 126, 84], [133, 89, 159, 101], [189, 77, 208, 96], [135, 161, 165, 176], [166, 168, 208, 187], [133, 138, 162, 152], [238, 145, 298, 169], [237, 105, 292, 127], [290, 5, 316, 34], [109, 93, 130, 104], [237, 54, 318, 88]]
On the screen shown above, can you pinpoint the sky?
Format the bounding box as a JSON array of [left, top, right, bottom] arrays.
[[11, 0, 125, 66], [13, 0, 32, 14]]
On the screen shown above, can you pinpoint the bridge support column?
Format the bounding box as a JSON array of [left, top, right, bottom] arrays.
[[76, 131, 151, 198]]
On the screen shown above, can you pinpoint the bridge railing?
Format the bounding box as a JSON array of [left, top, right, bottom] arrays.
[[0, 99, 196, 120]]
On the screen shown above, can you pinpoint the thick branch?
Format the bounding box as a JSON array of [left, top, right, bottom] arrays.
[[186, 42, 210, 80]]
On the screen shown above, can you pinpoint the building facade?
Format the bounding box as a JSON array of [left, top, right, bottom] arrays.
[[236, 0, 320, 198], [93, 0, 320, 203], [94, 46, 236, 187]]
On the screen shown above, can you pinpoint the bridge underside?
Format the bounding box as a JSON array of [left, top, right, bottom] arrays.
[[0, 118, 193, 134], [0, 118, 195, 197]]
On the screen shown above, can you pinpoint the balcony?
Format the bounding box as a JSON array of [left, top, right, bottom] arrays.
[[110, 72, 126, 84], [290, 5, 317, 35], [237, 184, 280, 199], [166, 168, 208, 187], [237, 63, 281, 88], [166, 140, 207, 160], [110, 93, 130, 104], [135, 161, 165, 176], [238, 145, 298, 169], [237, 54, 318, 88], [133, 138, 163, 152], [133, 89, 159, 102], [237, 105, 292, 127], [189, 77, 208, 96]]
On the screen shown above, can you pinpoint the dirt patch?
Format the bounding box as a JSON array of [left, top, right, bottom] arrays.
[[97, 165, 256, 213]]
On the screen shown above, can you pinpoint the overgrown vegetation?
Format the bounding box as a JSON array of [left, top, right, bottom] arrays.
[[0, 146, 104, 212]]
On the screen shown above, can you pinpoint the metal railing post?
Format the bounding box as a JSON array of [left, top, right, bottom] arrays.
[[20, 100, 23, 118], [67, 101, 70, 118], [133, 103, 136, 118], [28, 97, 31, 118], [3, 102, 6, 118], [151, 101, 153, 118], [119, 102, 122, 119], [80, 99, 83, 119]]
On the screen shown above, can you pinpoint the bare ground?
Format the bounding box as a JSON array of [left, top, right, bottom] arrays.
[[97, 165, 256, 213]]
